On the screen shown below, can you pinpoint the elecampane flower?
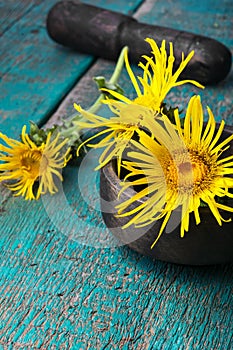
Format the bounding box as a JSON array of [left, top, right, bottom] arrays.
[[116, 96, 233, 246], [75, 38, 204, 175], [74, 101, 157, 175], [0, 126, 70, 200], [102, 38, 204, 112]]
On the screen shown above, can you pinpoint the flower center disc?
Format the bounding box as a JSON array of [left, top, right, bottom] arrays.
[[163, 148, 215, 195], [21, 150, 47, 179]]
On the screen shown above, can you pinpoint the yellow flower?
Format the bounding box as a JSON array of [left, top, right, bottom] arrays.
[[102, 38, 204, 112], [75, 39, 204, 175], [116, 96, 233, 246], [74, 101, 156, 175], [0, 126, 70, 200]]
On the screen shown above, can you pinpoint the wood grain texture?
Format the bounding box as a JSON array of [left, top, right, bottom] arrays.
[[0, 0, 35, 36], [0, 178, 233, 349], [0, 0, 233, 349], [0, 0, 143, 138]]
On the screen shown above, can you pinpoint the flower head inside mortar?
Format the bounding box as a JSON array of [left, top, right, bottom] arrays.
[[74, 38, 233, 263]]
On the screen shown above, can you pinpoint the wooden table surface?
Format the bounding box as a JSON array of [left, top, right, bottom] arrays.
[[0, 0, 233, 349]]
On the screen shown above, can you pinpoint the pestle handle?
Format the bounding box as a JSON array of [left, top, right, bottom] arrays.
[[46, 1, 232, 85]]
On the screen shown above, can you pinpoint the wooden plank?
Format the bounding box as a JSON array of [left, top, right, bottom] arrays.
[[0, 0, 233, 349], [1, 184, 233, 348], [0, 0, 35, 36], [0, 0, 91, 138], [0, 0, 144, 138]]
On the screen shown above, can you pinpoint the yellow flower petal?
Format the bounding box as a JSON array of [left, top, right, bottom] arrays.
[[117, 95, 233, 244]]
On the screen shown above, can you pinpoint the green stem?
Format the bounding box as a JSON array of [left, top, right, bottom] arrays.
[[59, 46, 127, 140], [109, 46, 128, 85], [88, 46, 127, 114], [70, 46, 127, 121]]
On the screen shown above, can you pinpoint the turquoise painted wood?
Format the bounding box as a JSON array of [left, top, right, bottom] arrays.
[[0, 0, 143, 138], [0, 0, 233, 349]]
